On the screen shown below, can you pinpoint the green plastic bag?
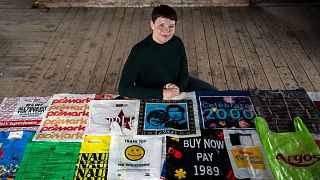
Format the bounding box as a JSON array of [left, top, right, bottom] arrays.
[[255, 116, 320, 180], [15, 141, 80, 179]]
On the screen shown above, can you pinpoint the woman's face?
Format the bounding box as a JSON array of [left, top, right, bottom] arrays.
[[151, 17, 176, 44], [149, 117, 165, 126]]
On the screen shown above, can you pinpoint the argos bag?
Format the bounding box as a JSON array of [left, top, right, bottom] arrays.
[[255, 116, 320, 180]]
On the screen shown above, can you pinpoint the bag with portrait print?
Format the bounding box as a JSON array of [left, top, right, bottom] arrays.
[[255, 116, 320, 180]]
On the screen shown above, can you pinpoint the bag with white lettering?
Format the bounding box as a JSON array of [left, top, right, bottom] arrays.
[[74, 135, 111, 179], [224, 129, 273, 179], [255, 116, 320, 180], [166, 129, 238, 180]]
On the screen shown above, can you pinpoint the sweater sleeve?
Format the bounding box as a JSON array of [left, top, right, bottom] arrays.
[[118, 47, 163, 99], [174, 41, 190, 91]]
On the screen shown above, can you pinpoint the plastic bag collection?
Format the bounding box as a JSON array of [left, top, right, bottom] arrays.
[[0, 89, 319, 179]]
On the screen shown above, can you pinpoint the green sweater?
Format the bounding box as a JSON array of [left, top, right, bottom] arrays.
[[119, 34, 189, 99]]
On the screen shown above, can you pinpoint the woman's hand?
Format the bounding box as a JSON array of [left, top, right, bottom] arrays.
[[163, 83, 180, 91], [163, 83, 180, 100]]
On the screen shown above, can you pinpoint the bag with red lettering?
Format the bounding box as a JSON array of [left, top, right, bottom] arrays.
[[74, 136, 111, 179], [255, 116, 320, 180]]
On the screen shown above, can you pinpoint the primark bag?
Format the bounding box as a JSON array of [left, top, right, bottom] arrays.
[[74, 135, 111, 179], [255, 116, 320, 180]]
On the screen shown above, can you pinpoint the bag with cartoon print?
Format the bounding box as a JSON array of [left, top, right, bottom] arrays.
[[255, 116, 320, 180]]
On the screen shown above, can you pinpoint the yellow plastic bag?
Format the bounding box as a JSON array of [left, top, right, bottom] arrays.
[[74, 136, 111, 179]]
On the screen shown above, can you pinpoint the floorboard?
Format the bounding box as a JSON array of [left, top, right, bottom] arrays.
[[0, 3, 319, 100]]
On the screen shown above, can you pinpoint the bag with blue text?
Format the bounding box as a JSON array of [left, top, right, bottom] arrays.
[[195, 91, 256, 129], [255, 116, 320, 180]]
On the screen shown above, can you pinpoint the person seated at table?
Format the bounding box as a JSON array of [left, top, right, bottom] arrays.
[[119, 4, 217, 100]]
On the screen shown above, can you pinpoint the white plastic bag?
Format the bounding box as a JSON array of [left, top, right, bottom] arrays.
[[224, 129, 273, 179]]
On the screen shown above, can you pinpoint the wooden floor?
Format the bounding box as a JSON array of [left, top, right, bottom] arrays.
[[0, 0, 320, 101]]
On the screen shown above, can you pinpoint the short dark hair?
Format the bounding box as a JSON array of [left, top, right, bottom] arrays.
[[151, 5, 177, 23], [146, 110, 168, 123], [166, 104, 185, 113]]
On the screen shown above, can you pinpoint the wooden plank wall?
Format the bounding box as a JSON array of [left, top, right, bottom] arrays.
[[0, 3, 320, 102], [35, 0, 251, 9]]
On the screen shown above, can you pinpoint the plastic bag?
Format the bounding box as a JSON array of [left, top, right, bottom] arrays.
[[224, 129, 273, 179], [255, 116, 320, 180], [107, 136, 162, 180], [166, 129, 237, 180], [0, 131, 33, 179], [16, 141, 80, 179], [74, 135, 111, 179]]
